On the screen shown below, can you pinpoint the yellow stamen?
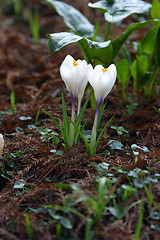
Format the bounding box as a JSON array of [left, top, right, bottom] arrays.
[[73, 60, 78, 67], [102, 68, 108, 73]]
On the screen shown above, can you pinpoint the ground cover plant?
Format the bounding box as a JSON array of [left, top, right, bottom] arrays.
[[0, 0, 160, 239]]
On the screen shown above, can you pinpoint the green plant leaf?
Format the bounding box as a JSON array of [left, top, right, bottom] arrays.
[[94, 115, 114, 153], [108, 140, 124, 150], [151, 0, 160, 19], [88, 0, 151, 24], [47, 31, 112, 65], [62, 92, 69, 145], [131, 55, 150, 90], [45, 0, 94, 37], [10, 90, 15, 114], [141, 25, 160, 54], [79, 37, 112, 65], [74, 91, 91, 144], [47, 32, 83, 54], [42, 109, 67, 150], [116, 59, 130, 98], [96, 102, 107, 134], [155, 26, 160, 66], [112, 19, 159, 59]]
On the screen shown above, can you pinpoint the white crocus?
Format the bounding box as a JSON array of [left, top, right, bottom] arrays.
[[88, 64, 117, 155], [0, 134, 4, 157], [60, 55, 88, 146]]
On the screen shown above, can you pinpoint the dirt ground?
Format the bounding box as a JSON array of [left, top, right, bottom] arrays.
[[0, 0, 160, 239]]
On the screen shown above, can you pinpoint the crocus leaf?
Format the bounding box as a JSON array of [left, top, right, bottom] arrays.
[[44, 0, 94, 37], [150, 0, 160, 20], [112, 19, 160, 59], [88, 0, 151, 24]]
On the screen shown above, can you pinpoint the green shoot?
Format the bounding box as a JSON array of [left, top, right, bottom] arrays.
[[25, 213, 33, 239], [10, 90, 15, 114], [28, 9, 39, 44]]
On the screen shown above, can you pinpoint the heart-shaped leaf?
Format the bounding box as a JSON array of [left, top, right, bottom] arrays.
[[88, 0, 151, 23], [45, 0, 94, 37]]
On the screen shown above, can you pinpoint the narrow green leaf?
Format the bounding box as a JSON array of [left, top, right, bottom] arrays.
[[25, 213, 33, 239], [62, 92, 69, 145], [42, 109, 67, 150], [94, 115, 114, 152], [133, 200, 144, 240], [72, 120, 90, 155], [10, 90, 15, 114], [45, 0, 94, 37], [74, 91, 91, 144]]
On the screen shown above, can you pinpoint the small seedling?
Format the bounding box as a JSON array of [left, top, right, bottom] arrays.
[[153, 106, 160, 114], [111, 126, 129, 138], [37, 127, 59, 144], [126, 102, 139, 115]]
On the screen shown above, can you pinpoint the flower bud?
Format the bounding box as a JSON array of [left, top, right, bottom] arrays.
[[0, 134, 4, 157]]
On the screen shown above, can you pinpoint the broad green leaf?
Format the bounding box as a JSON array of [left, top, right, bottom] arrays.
[[116, 59, 130, 98], [151, 0, 160, 20], [88, 0, 151, 23], [116, 59, 130, 85], [112, 19, 160, 59], [47, 32, 83, 54], [47, 31, 112, 65], [141, 25, 160, 54], [155, 26, 160, 66], [79, 37, 112, 65], [131, 55, 149, 90], [108, 140, 124, 150], [45, 0, 94, 37]]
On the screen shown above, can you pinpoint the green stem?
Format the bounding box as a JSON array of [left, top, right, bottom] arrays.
[[90, 116, 97, 156], [77, 97, 82, 117], [68, 103, 75, 146], [79, 42, 92, 64], [145, 66, 160, 97], [104, 22, 110, 41]]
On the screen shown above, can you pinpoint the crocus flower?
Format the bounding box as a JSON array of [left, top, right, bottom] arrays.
[[60, 55, 88, 146], [88, 64, 117, 155], [0, 134, 4, 157], [60, 54, 88, 108]]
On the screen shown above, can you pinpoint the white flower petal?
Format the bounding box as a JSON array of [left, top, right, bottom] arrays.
[[60, 55, 88, 97], [89, 63, 117, 102], [0, 134, 4, 156]]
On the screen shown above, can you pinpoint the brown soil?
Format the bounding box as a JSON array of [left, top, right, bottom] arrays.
[[0, 1, 160, 240]]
